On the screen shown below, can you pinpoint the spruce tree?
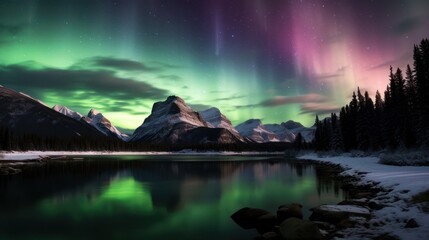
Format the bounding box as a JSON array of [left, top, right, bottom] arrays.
[[414, 39, 429, 147], [373, 91, 384, 149]]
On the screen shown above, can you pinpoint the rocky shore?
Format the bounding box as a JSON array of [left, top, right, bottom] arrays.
[[231, 161, 419, 240]]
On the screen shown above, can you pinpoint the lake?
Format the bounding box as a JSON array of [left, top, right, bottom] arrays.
[[0, 155, 346, 240]]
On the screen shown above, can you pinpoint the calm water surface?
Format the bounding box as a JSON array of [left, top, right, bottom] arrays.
[[0, 155, 346, 240]]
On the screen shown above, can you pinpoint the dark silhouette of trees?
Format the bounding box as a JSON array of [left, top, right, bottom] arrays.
[[314, 39, 429, 152]]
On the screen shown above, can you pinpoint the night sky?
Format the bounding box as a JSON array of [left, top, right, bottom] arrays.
[[1, 0, 428, 131]]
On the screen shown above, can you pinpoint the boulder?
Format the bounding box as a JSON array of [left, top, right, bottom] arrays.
[[259, 231, 282, 240], [309, 204, 370, 224], [278, 217, 322, 240], [404, 218, 419, 228], [368, 201, 385, 210], [277, 203, 303, 222], [231, 207, 270, 229], [337, 199, 367, 207], [256, 213, 278, 234]]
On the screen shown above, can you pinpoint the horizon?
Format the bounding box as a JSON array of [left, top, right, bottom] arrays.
[[1, 85, 312, 134], [1, 0, 428, 130]]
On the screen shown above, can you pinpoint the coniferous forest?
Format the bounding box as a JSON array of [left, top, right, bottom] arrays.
[[314, 39, 429, 151]]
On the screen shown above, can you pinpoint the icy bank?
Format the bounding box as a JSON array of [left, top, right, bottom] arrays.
[[299, 153, 429, 239]]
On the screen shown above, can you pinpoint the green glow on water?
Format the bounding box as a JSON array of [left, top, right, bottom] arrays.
[[0, 158, 345, 240], [37, 177, 154, 220]]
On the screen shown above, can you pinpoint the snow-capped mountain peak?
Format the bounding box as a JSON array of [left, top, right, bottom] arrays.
[[264, 123, 295, 142], [235, 119, 279, 143], [130, 96, 244, 144], [52, 105, 84, 121], [88, 109, 101, 118], [281, 120, 315, 142], [0, 86, 104, 139], [52, 105, 129, 141], [199, 107, 239, 132], [199, 107, 245, 141], [131, 96, 210, 143]]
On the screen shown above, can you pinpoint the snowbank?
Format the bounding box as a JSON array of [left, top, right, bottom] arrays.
[[379, 151, 429, 166], [299, 153, 429, 240]]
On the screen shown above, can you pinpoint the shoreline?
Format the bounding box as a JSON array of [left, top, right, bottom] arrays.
[[298, 154, 429, 240], [0, 150, 288, 162], [2, 151, 428, 239]]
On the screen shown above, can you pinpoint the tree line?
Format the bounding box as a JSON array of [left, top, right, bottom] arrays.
[[314, 39, 429, 151], [0, 123, 302, 152]]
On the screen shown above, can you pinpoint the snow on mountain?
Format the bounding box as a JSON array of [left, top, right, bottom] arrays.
[[0, 86, 105, 139], [199, 107, 246, 141], [86, 109, 129, 141], [52, 105, 129, 141], [235, 119, 280, 143], [130, 96, 243, 144], [281, 120, 315, 142], [264, 123, 295, 142], [53, 105, 84, 121]]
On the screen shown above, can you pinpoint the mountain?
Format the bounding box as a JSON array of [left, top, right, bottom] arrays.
[[199, 107, 246, 141], [281, 120, 304, 129], [86, 109, 129, 141], [0, 86, 105, 139], [130, 96, 244, 144], [264, 123, 295, 142], [53, 105, 84, 121], [235, 119, 280, 143], [281, 120, 315, 142], [52, 105, 129, 141]]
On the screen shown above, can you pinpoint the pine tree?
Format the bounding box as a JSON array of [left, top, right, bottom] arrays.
[[340, 105, 351, 151], [404, 64, 417, 147], [373, 90, 384, 149], [349, 92, 358, 149], [414, 39, 429, 147], [293, 132, 304, 151], [356, 87, 370, 150], [330, 113, 343, 151]]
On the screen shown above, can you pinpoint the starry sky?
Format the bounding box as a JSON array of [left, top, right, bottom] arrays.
[[1, 0, 428, 131]]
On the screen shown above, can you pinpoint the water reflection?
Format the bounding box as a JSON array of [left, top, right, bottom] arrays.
[[0, 156, 346, 240]]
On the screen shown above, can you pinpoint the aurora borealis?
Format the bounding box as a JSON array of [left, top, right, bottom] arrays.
[[1, 0, 428, 131]]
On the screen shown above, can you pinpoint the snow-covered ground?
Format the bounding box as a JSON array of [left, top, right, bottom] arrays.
[[0, 151, 285, 161], [299, 153, 429, 240]]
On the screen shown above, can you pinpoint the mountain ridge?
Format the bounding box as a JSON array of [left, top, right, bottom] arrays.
[[0, 86, 314, 144]]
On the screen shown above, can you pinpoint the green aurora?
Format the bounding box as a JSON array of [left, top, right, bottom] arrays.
[[1, 0, 428, 131]]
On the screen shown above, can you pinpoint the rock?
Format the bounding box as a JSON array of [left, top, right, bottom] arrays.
[[277, 203, 303, 222], [312, 221, 334, 231], [337, 200, 368, 207], [260, 231, 282, 240], [368, 201, 385, 210], [278, 217, 322, 240], [354, 191, 374, 199], [336, 218, 356, 229], [404, 218, 419, 228], [256, 213, 278, 234], [231, 207, 270, 229], [309, 204, 370, 224]]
